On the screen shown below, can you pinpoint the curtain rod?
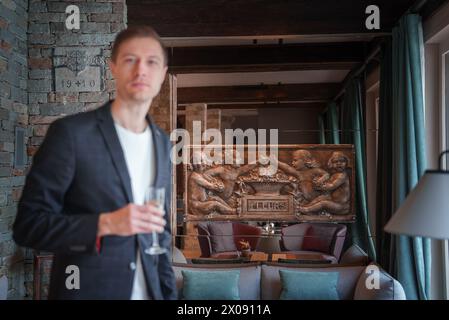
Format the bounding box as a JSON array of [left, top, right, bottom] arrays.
[[332, 0, 429, 102], [333, 43, 383, 102], [409, 0, 429, 14]]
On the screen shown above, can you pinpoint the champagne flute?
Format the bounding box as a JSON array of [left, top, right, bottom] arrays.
[[144, 187, 168, 255]]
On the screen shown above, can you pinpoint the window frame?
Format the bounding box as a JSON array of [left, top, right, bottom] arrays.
[[441, 40, 449, 300]]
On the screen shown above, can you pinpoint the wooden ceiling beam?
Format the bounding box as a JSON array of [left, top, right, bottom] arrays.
[[168, 43, 364, 73], [178, 102, 327, 110], [127, 0, 414, 37], [178, 83, 340, 104]]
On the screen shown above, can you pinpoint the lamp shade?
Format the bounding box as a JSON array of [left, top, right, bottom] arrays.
[[384, 171, 449, 239]]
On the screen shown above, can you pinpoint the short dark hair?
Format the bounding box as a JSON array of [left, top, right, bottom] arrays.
[[111, 25, 168, 65]]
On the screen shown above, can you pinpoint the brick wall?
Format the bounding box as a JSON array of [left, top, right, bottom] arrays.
[[0, 0, 29, 300], [26, 0, 127, 300], [149, 74, 177, 133], [1, 0, 177, 300], [0, 0, 128, 300], [27, 0, 127, 153]]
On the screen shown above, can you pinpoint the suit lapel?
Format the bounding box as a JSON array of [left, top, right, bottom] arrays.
[[147, 115, 164, 188], [96, 101, 134, 203]]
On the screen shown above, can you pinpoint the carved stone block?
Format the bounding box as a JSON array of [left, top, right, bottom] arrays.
[[53, 47, 104, 92], [184, 144, 355, 223]]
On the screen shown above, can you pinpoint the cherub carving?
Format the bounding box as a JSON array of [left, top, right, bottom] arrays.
[[298, 151, 351, 215], [188, 152, 236, 216], [273, 150, 330, 203]]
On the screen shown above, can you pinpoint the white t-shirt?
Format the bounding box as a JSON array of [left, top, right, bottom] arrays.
[[114, 123, 155, 300]]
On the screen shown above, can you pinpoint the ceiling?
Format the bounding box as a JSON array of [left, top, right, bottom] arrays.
[[127, 0, 415, 37], [127, 0, 444, 106]]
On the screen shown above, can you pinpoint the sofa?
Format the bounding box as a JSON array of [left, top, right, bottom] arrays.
[[172, 261, 406, 300], [196, 222, 262, 258], [279, 223, 347, 263]]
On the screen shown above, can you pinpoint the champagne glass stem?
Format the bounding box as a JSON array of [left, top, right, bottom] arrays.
[[152, 231, 159, 246], [144, 187, 168, 255]]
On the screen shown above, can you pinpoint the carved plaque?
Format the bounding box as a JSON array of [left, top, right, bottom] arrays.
[[53, 47, 105, 92], [242, 195, 294, 216], [183, 144, 356, 223]]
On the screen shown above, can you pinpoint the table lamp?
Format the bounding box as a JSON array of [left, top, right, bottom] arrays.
[[384, 150, 449, 239]]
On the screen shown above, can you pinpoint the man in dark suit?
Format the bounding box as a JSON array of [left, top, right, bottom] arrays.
[[13, 26, 177, 300]]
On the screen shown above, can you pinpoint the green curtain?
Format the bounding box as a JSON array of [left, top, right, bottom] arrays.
[[319, 102, 340, 144], [326, 102, 341, 144], [376, 39, 394, 273], [341, 78, 376, 261], [318, 114, 326, 144], [390, 14, 430, 300]]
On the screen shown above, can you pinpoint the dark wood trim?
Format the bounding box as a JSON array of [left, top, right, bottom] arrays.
[[415, 0, 449, 19], [178, 84, 340, 104], [170, 62, 359, 75], [127, 0, 414, 37], [333, 37, 385, 101], [168, 43, 364, 74], [33, 253, 54, 300], [178, 102, 327, 110]]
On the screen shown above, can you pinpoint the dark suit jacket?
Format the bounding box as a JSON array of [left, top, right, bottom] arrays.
[[13, 101, 177, 300]]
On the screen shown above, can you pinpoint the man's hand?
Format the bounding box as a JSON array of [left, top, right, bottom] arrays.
[[97, 203, 166, 237]]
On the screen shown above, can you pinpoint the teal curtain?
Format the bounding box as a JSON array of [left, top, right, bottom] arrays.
[[390, 14, 431, 300], [376, 39, 394, 272], [319, 102, 340, 144], [341, 78, 376, 261], [318, 114, 326, 144], [326, 102, 340, 144]]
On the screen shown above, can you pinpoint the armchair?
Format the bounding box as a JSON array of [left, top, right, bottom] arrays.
[[279, 223, 347, 263], [196, 222, 262, 258]]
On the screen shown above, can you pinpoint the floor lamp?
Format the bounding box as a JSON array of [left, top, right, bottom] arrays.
[[384, 150, 449, 299]]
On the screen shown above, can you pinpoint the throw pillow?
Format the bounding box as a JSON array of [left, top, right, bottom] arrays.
[[340, 244, 369, 265], [279, 270, 340, 300], [301, 224, 338, 254], [208, 222, 238, 253], [354, 263, 406, 300], [181, 270, 240, 300]]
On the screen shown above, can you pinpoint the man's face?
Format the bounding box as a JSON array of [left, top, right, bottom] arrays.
[[109, 37, 167, 104]]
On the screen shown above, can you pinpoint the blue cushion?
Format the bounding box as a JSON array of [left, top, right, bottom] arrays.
[[181, 270, 240, 300], [279, 270, 340, 300]]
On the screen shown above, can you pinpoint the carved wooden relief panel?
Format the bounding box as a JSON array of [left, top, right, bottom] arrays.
[[184, 144, 355, 223]]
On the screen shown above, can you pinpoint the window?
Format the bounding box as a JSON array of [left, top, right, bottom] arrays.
[[423, 2, 449, 298], [445, 52, 449, 164], [440, 40, 449, 302]]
